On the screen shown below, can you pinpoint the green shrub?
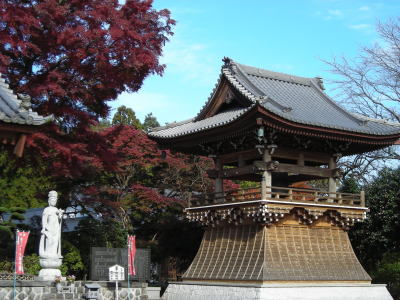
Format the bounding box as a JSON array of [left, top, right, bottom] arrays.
[[0, 260, 12, 273], [60, 240, 85, 277], [373, 252, 400, 299], [23, 254, 41, 275]]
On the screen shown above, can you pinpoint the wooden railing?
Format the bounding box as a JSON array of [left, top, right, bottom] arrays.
[[189, 186, 365, 208]]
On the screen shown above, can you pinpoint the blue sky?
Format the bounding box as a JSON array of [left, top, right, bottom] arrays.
[[112, 0, 400, 125]]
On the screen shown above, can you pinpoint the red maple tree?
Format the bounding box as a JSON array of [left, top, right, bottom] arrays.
[[0, 0, 174, 177], [80, 125, 217, 228]]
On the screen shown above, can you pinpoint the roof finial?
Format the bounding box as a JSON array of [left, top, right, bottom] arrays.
[[222, 57, 232, 68], [17, 93, 32, 110], [315, 77, 325, 90]]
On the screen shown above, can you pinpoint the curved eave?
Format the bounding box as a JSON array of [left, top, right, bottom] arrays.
[[0, 119, 52, 134], [149, 105, 259, 146], [255, 104, 400, 145], [151, 103, 400, 149]]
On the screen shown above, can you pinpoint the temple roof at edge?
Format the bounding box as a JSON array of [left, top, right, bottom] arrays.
[[0, 75, 52, 126], [149, 58, 400, 139]]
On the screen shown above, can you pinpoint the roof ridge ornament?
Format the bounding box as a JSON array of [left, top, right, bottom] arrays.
[[17, 93, 32, 111], [314, 77, 325, 90], [222, 56, 232, 68], [222, 57, 237, 74]]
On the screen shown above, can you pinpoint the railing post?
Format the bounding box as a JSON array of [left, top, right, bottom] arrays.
[[188, 193, 191, 208], [314, 191, 318, 203], [328, 156, 337, 203], [360, 190, 365, 207], [337, 193, 342, 204], [214, 158, 224, 203], [288, 189, 293, 201]]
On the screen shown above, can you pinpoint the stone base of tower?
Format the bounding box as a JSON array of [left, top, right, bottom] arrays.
[[162, 282, 393, 300]]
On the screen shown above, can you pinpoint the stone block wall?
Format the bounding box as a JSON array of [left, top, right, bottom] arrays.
[[0, 280, 151, 300]]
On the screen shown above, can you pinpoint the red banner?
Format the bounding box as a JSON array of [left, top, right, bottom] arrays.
[[128, 235, 136, 276], [15, 231, 30, 275]]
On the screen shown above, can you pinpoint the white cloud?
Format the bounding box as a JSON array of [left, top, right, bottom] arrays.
[[328, 9, 343, 17], [322, 9, 344, 20], [349, 23, 372, 30], [160, 37, 215, 84], [359, 6, 370, 11]]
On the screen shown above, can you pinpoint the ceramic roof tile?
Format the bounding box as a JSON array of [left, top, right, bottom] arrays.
[[149, 107, 252, 138], [150, 58, 400, 138], [0, 76, 52, 126], [236, 63, 400, 135]]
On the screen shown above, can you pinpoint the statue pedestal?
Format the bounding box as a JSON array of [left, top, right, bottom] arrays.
[[38, 258, 62, 281]]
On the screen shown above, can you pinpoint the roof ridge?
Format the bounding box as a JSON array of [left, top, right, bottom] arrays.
[[226, 61, 265, 98], [308, 79, 364, 126], [233, 61, 313, 86], [150, 118, 194, 132]]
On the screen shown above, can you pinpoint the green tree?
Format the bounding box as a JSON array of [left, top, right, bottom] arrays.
[[373, 252, 400, 299], [0, 150, 52, 209], [0, 206, 27, 260], [112, 106, 142, 129], [143, 113, 160, 132], [349, 167, 400, 298], [350, 167, 400, 267], [0, 150, 52, 259], [338, 176, 361, 194]]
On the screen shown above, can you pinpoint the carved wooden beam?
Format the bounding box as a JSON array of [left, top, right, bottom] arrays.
[[208, 161, 340, 179], [208, 160, 279, 179], [219, 147, 332, 165], [221, 165, 257, 178], [274, 163, 337, 178]]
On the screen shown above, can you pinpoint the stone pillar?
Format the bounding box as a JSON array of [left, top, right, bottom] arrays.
[[215, 158, 224, 203], [261, 150, 272, 200], [328, 156, 337, 202]]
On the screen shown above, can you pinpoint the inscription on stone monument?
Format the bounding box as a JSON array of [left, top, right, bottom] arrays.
[[90, 247, 150, 281]]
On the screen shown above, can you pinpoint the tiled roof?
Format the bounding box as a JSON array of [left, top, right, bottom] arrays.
[[150, 58, 400, 138], [0, 76, 52, 126], [150, 107, 252, 138]]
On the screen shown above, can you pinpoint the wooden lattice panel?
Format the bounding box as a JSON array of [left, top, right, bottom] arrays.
[[183, 221, 371, 282]]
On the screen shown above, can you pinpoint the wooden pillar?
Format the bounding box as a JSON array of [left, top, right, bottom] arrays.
[[215, 158, 224, 203], [261, 150, 272, 200], [238, 155, 245, 167], [297, 153, 304, 166], [14, 134, 27, 157], [328, 156, 337, 201]]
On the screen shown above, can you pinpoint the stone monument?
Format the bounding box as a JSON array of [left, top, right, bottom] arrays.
[[38, 190, 64, 280]]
